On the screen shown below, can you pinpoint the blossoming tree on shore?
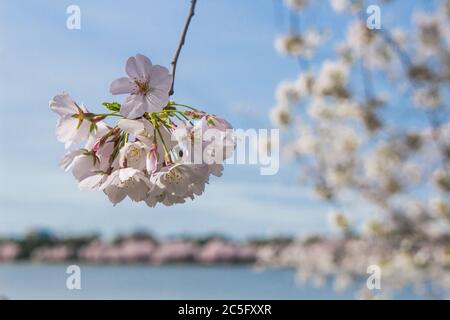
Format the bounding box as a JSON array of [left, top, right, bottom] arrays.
[[268, 0, 450, 298]]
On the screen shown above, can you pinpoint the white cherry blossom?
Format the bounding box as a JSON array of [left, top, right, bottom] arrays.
[[50, 94, 93, 148], [110, 54, 172, 119], [101, 168, 152, 205]]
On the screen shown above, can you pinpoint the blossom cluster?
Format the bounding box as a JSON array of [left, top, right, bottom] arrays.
[[50, 54, 235, 207]]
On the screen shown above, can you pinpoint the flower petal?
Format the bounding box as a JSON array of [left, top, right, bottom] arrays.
[[120, 95, 146, 119], [149, 65, 172, 91], [59, 150, 83, 171], [126, 54, 152, 80], [55, 116, 78, 145], [135, 54, 153, 79], [79, 174, 105, 191], [126, 179, 150, 202], [103, 185, 127, 205], [143, 90, 168, 113], [125, 56, 140, 79], [140, 118, 155, 137], [56, 118, 91, 149], [118, 167, 140, 182], [50, 94, 79, 117], [99, 171, 119, 190], [146, 147, 158, 174], [71, 155, 97, 181], [117, 119, 145, 135], [110, 77, 135, 95]]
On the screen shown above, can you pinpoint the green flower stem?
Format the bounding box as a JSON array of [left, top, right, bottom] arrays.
[[155, 126, 172, 163], [181, 114, 194, 125], [159, 109, 189, 116], [96, 112, 123, 118], [172, 113, 185, 122], [170, 102, 199, 111], [159, 109, 193, 124], [153, 113, 176, 130], [107, 113, 123, 117], [153, 128, 157, 144]]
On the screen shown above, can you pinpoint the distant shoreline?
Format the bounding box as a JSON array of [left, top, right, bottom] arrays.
[[0, 230, 294, 265]]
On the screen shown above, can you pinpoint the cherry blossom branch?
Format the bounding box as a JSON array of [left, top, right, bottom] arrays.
[[169, 0, 198, 96]]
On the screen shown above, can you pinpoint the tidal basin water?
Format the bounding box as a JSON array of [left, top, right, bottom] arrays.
[[0, 264, 414, 299]]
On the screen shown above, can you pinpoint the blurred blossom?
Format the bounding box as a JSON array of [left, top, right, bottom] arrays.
[[276, 80, 301, 104], [330, 0, 352, 13], [413, 87, 441, 109], [285, 0, 308, 11], [433, 169, 450, 192], [347, 20, 375, 50], [274, 30, 324, 58], [270, 104, 292, 127], [430, 198, 450, 221], [327, 210, 350, 232], [0, 243, 20, 262], [295, 72, 315, 97], [314, 60, 349, 98]]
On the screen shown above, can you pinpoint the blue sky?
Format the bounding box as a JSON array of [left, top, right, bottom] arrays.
[[0, 0, 434, 239]]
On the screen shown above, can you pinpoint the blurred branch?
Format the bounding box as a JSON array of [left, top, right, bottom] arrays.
[[381, 30, 448, 166], [169, 0, 198, 96]]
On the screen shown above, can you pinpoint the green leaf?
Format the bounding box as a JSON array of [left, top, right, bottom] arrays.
[[89, 122, 98, 133], [102, 102, 121, 112]]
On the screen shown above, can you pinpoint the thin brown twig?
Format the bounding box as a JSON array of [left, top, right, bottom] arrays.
[[169, 0, 198, 96]]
